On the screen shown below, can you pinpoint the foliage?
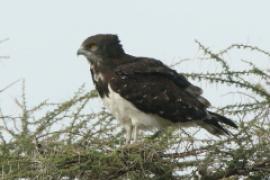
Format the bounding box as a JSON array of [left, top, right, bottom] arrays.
[[0, 42, 269, 179]]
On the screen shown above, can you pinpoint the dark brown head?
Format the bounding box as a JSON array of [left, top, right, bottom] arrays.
[[77, 34, 125, 65]]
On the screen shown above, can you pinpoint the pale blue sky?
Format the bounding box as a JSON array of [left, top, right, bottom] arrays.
[[0, 0, 270, 114]]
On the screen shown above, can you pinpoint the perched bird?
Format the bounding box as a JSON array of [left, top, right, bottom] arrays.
[[77, 34, 237, 144]]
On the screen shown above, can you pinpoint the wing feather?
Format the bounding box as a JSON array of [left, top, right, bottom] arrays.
[[110, 58, 210, 123]]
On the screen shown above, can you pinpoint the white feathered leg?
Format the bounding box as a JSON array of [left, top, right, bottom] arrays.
[[133, 125, 139, 143], [125, 125, 133, 144]]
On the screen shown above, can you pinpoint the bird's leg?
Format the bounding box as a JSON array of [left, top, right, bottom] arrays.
[[133, 125, 139, 143], [125, 125, 133, 144]]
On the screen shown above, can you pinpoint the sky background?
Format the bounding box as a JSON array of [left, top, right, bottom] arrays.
[[0, 0, 270, 115]]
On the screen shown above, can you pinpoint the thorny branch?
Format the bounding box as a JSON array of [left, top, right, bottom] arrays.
[[0, 42, 270, 179]]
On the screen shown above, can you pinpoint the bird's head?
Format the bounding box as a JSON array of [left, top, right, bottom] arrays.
[[77, 34, 125, 65]]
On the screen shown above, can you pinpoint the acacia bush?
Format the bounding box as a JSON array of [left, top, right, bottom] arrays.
[[0, 42, 269, 179]]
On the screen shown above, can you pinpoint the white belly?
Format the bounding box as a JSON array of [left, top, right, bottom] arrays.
[[102, 85, 172, 130]]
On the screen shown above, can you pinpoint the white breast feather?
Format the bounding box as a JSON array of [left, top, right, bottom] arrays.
[[102, 85, 173, 130]]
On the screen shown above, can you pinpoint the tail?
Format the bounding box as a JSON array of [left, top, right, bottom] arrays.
[[197, 111, 238, 136]]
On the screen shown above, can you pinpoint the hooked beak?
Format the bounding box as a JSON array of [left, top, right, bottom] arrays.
[[77, 47, 94, 64], [77, 47, 87, 56]]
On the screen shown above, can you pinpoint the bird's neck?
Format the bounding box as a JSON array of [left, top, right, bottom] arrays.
[[89, 54, 134, 98], [90, 62, 114, 98]]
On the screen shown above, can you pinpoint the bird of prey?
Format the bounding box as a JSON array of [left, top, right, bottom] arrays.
[[77, 34, 237, 144]]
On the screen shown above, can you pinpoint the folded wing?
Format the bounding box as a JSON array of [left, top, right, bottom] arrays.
[[110, 58, 210, 123]]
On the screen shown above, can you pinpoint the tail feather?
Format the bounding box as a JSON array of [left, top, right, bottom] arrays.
[[198, 111, 237, 136], [208, 111, 238, 128]]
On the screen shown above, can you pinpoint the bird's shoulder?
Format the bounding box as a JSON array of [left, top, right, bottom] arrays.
[[115, 56, 171, 74], [114, 56, 194, 90]]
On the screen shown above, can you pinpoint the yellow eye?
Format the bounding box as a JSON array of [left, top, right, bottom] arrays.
[[87, 44, 98, 51]]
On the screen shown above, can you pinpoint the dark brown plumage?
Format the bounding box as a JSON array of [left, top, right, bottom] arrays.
[[77, 34, 237, 143]]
